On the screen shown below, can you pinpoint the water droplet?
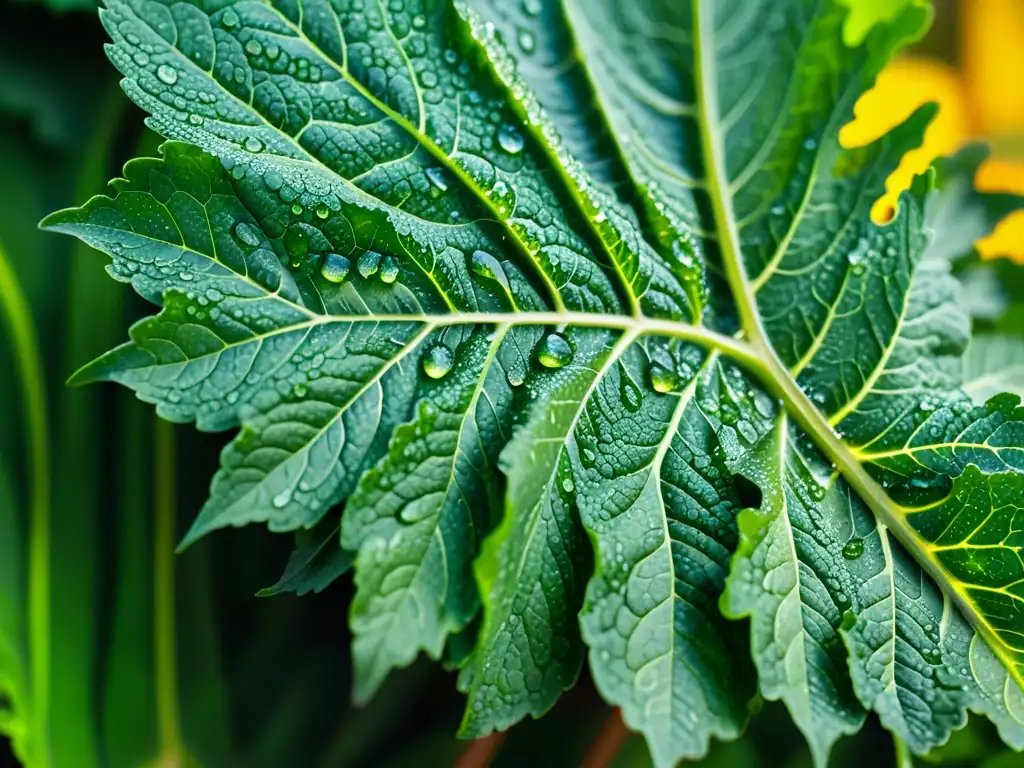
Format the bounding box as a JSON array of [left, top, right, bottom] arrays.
[[291, 203, 303, 216], [536, 333, 573, 369], [244, 136, 263, 153], [580, 447, 596, 468], [561, 477, 574, 493], [497, 124, 524, 155], [222, 8, 239, 27], [619, 373, 642, 412], [245, 39, 263, 56], [425, 167, 448, 191], [234, 222, 262, 247], [517, 29, 535, 53], [380, 255, 399, 284], [316, 204, 330, 220], [320, 253, 351, 282], [292, 382, 308, 398], [157, 65, 178, 85], [506, 357, 527, 387], [842, 539, 864, 560], [283, 226, 309, 262], [649, 362, 678, 393], [522, 0, 542, 17], [422, 343, 454, 379], [358, 250, 382, 277], [272, 489, 292, 508]]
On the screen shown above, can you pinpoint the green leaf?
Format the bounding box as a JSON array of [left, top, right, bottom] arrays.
[[964, 335, 1024, 404], [257, 514, 353, 598], [46, 0, 1024, 766]]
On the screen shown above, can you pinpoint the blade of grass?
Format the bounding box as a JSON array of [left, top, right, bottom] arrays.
[[0, 238, 50, 768]]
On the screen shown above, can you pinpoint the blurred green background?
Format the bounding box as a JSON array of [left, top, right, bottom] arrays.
[[1, 0, 1023, 766]]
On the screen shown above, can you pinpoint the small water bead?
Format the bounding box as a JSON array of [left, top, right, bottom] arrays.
[[380, 255, 399, 284], [234, 221, 262, 247], [222, 8, 240, 27], [316, 204, 330, 220], [619, 374, 643, 412], [506, 358, 527, 387], [649, 362, 678, 394], [425, 167, 448, 191], [497, 124, 525, 155], [422, 343, 454, 379], [320, 253, 351, 282], [517, 29, 536, 54], [291, 203, 303, 216], [358, 250, 382, 277], [243, 136, 264, 153], [245, 39, 263, 56], [536, 333, 574, 369], [842, 539, 865, 560], [292, 382, 308, 398], [522, 0, 542, 16], [156, 65, 178, 85]]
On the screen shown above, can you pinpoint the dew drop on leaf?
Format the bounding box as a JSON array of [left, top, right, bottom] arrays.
[[425, 167, 448, 191], [380, 255, 399, 284], [222, 8, 239, 27], [422, 343, 454, 379], [522, 0, 541, 16], [156, 64, 178, 85], [283, 226, 309, 262], [358, 250, 382, 277], [320, 253, 350, 282], [842, 539, 864, 560], [272, 489, 292, 508], [619, 372, 643, 413], [536, 333, 573, 369], [505, 357, 527, 387], [497, 124, 525, 155], [234, 221, 261, 247], [517, 29, 536, 54], [649, 362, 678, 393], [244, 136, 263, 153]]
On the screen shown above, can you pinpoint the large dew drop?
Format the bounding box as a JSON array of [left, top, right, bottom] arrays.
[[320, 253, 351, 283], [842, 539, 864, 560], [497, 124, 525, 155], [537, 333, 573, 369], [234, 221, 262, 247], [358, 250, 382, 278], [422, 343, 454, 379], [156, 64, 178, 85], [649, 362, 679, 393], [380, 256, 399, 284]]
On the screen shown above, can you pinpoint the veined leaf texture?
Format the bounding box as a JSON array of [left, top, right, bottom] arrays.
[[40, 1, 1024, 765]]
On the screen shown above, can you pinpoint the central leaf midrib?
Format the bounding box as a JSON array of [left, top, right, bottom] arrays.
[[689, 0, 1024, 694]]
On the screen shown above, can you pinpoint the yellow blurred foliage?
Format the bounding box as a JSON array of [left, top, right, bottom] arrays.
[[841, 0, 1024, 259]]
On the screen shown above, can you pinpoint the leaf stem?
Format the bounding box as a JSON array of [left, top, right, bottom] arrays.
[[579, 709, 629, 768], [452, 731, 508, 768], [154, 418, 183, 765], [0, 240, 51, 767]]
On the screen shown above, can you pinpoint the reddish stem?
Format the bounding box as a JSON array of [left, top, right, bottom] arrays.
[[453, 731, 509, 768], [579, 709, 628, 768]]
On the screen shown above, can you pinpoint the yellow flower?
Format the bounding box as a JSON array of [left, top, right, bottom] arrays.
[[841, 0, 1024, 260]]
